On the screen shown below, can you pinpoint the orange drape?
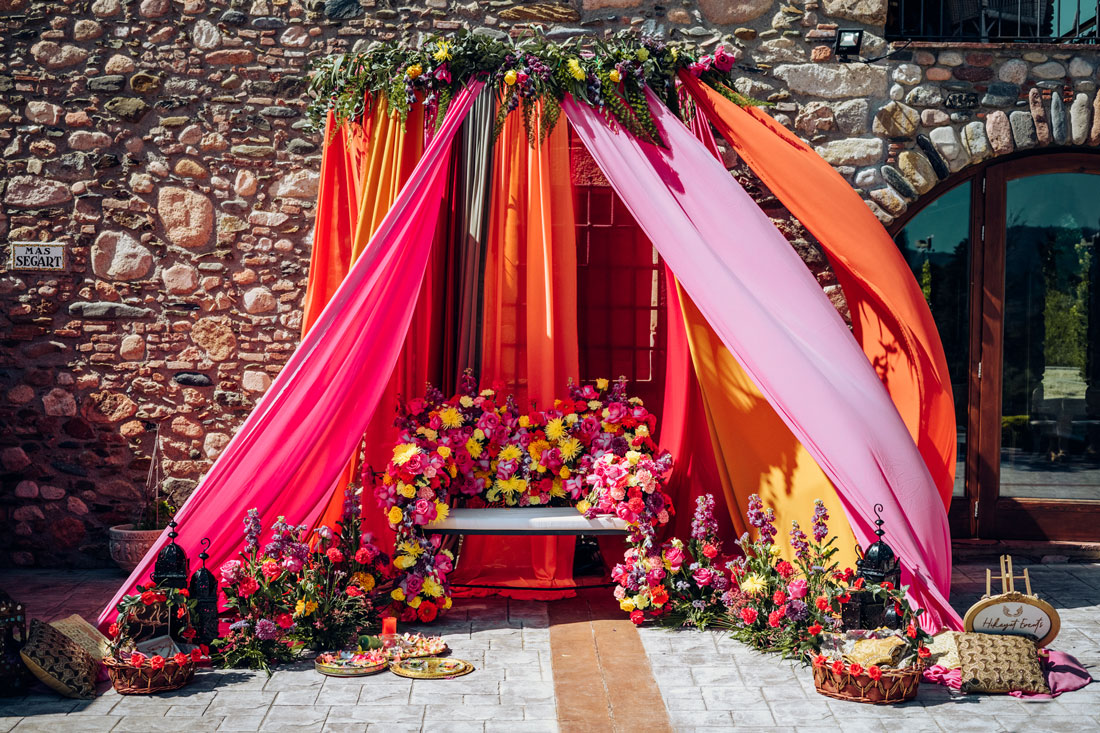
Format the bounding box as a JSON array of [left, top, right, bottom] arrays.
[[682, 75, 956, 508], [450, 108, 580, 597], [677, 283, 858, 568], [312, 100, 430, 541]]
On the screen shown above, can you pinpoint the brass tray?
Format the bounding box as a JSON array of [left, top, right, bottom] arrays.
[[314, 650, 388, 677], [389, 657, 474, 680]]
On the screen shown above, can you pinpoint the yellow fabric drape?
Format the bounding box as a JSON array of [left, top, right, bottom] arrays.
[[451, 108, 579, 597], [677, 282, 858, 569]]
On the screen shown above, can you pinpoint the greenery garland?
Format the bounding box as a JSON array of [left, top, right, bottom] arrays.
[[306, 30, 766, 146]]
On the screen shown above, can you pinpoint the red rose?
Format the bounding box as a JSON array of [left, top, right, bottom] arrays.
[[848, 662, 863, 676], [815, 596, 830, 611], [190, 648, 202, 662], [173, 652, 188, 666], [130, 652, 147, 668], [702, 543, 718, 559], [418, 601, 438, 623], [808, 623, 822, 635], [200, 644, 210, 656], [837, 593, 850, 604], [178, 589, 189, 597], [140, 590, 159, 606], [276, 613, 294, 629], [813, 654, 827, 668], [149, 655, 166, 671], [918, 646, 931, 659], [852, 577, 865, 590], [327, 548, 345, 564], [181, 627, 197, 640], [629, 610, 645, 626], [867, 665, 882, 681], [739, 607, 758, 625], [772, 590, 787, 605], [880, 581, 894, 590], [841, 567, 854, 582], [108, 623, 119, 637], [177, 607, 187, 619], [831, 659, 845, 675], [906, 623, 918, 639]]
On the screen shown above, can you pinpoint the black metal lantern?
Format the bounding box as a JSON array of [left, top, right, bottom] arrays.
[[152, 519, 190, 589], [0, 589, 32, 696], [841, 504, 903, 630], [189, 538, 220, 645]]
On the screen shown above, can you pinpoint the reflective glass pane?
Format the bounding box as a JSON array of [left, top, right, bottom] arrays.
[[1001, 173, 1100, 500], [894, 181, 971, 498]]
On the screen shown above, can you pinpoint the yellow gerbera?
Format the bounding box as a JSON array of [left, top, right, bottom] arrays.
[[740, 573, 768, 595], [387, 506, 404, 525], [398, 540, 424, 557], [499, 444, 522, 462], [567, 57, 585, 81], [545, 418, 566, 442], [433, 501, 450, 523], [392, 443, 419, 466], [439, 407, 462, 429], [465, 437, 483, 459]]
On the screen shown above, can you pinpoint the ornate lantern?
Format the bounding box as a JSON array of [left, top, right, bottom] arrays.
[[152, 519, 189, 589], [0, 589, 32, 696], [841, 504, 903, 630], [189, 538, 220, 645]]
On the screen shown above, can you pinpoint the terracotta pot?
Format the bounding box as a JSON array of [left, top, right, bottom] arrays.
[[108, 524, 162, 572]]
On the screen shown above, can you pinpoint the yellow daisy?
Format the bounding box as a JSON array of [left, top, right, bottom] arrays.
[[560, 437, 582, 462], [498, 444, 522, 462], [439, 407, 463, 429], [392, 443, 419, 466], [545, 418, 566, 442]]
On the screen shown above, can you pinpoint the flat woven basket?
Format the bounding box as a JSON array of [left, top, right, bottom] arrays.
[[812, 663, 922, 704], [104, 656, 195, 695]]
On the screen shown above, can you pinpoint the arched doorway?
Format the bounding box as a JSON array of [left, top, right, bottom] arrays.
[[891, 150, 1100, 541]]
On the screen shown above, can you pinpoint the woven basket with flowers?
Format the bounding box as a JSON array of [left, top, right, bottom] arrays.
[[105, 584, 202, 695], [811, 655, 923, 704]]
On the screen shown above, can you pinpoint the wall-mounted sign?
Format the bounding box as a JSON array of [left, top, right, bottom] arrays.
[[9, 242, 65, 271], [963, 554, 1060, 648]]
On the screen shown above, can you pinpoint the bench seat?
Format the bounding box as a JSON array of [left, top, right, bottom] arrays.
[[424, 507, 630, 535]]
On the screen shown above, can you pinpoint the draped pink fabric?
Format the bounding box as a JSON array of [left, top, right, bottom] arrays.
[[562, 92, 961, 631], [98, 83, 484, 628]]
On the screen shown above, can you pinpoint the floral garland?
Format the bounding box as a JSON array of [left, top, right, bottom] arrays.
[[307, 30, 764, 145], [371, 375, 669, 622]]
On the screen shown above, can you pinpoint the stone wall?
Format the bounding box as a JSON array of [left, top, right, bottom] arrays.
[[3, 0, 1100, 567]]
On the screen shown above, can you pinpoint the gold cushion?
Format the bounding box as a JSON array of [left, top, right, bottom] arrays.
[[20, 619, 97, 699], [846, 636, 906, 668], [50, 615, 110, 663], [926, 631, 960, 670], [956, 632, 1048, 694]]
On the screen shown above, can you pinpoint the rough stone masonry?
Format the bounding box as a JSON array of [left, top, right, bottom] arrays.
[[2, 0, 1100, 567]]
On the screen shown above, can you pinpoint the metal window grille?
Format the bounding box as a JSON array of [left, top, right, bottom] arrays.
[[887, 0, 1099, 41]]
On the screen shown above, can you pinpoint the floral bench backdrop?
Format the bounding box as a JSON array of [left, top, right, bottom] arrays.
[[369, 374, 674, 621]]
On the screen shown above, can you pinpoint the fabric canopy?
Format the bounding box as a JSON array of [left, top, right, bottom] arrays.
[[681, 75, 957, 508], [98, 82, 485, 628], [562, 91, 960, 630]]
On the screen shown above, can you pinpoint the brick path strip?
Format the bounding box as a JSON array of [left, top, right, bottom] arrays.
[[549, 589, 672, 733]]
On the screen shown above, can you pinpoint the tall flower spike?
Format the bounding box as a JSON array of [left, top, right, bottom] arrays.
[[811, 499, 829, 543]]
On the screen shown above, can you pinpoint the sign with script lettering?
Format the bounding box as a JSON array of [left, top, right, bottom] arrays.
[[963, 592, 1060, 647], [10, 242, 65, 271]]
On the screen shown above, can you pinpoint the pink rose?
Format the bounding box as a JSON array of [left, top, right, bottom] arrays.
[[787, 579, 809, 600], [665, 546, 686, 573], [414, 498, 434, 518], [605, 402, 627, 423], [434, 553, 453, 573], [713, 46, 736, 72], [405, 574, 424, 596], [220, 560, 243, 584], [693, 567, 714, 587], [516, 71, 529, 84]]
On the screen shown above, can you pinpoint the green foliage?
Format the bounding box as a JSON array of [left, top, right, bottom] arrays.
[[306, 30, 766, 148]]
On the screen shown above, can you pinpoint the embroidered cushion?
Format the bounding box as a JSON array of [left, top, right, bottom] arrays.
[[956, 632, 1048, 694], [20, 619, 97, 699]]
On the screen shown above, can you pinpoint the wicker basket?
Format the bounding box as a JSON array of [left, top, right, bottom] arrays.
[[128, 602, 190, 643], [812, 662, 922, 704], [104, 656, 195, 695]]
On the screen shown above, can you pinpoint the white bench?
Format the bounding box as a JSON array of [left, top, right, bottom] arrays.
[[424, 507, 630, 536]]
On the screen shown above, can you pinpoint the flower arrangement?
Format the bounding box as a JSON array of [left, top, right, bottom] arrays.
[[723, 496, 850, 658], [371, 374, 669, 621], [307, 30, 764, 143], [104, 585, 205, 694], [213, 497, 391, 672]]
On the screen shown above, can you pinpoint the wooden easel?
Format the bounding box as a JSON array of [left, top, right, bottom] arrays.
[[985, 554, 1033, 598]]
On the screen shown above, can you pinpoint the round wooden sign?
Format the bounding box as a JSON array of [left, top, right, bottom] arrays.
[[963, 592, 1060, 648]]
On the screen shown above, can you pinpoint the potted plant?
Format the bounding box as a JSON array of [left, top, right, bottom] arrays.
[[109, 430, 177, 572]]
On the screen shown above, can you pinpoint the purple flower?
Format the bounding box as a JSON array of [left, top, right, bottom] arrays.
[[229, 619, 250, 631], [243, 509, 262, 554], [785, 599, 808, 622], [790, 521, 809, 560], [691, 494, 717, 540], [746, 494, 777, 544], [811, 500, 829, 543], [255, 618, 278, 641]]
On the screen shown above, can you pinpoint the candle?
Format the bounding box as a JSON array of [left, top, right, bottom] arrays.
[[382, 616, 397, 636]]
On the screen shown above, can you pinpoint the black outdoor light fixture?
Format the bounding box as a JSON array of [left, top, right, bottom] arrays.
[[189, 538, 220, 645], [834, 28, 864, 62], [152, 519, 190, 589], [840, 504, 903, 630]]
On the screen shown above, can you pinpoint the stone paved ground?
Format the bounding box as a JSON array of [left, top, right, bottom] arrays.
[[1, 563, 1097, 732]]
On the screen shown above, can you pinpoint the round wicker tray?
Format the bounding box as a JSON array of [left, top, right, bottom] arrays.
[[812, 662, 922, 705]]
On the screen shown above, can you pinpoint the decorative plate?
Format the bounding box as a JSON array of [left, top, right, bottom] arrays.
[[314, 649, 388, 677], [389, 657, 474, 680], [386, 633, 448, 660]]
